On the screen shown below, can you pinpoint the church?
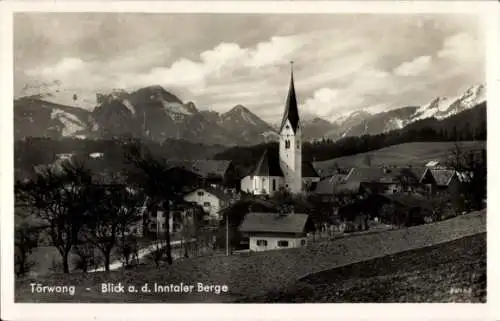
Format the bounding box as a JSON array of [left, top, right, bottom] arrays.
[[240, 63, 320, 196]]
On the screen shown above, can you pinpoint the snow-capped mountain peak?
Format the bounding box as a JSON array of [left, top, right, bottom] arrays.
[[19, 81, 99, 111], [410, 83, 486, 123]]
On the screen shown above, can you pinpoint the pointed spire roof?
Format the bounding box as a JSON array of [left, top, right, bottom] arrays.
[[280, 61, 300, 133], [253, 149, 284, 177]]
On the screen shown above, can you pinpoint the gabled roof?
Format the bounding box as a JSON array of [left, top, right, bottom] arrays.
[[279, 63, 300, 133], [302, 161, 319, 178], [429, 169, 456, 186], [184, 186, 239, 203], [347, 167, 399, 183], [314, 174, 360, 195], [167, 160, 232, 179], [346, 167, 422, 184], [253, 149, 284, 177], [314, 169, 359, 195], [407, 166, 429, 183], [239, 212, 310, 234]]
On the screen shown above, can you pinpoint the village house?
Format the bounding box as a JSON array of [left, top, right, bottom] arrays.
[[424, 168, 463, 195], [239, 212, 315, 252], [313, 166, 432, 198], [146, 201, 203, 236], [313, 169, 359, 201], [337, 193, 433, 231], [183, 186, 240, 223]]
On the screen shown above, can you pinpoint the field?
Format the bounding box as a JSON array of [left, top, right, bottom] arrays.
[[244, 233, 486, 303], [15, 210, 485, 302], [314, 141, 486, 175]]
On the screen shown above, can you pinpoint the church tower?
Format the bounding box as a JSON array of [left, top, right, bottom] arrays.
[[279, 62, 302, 194]]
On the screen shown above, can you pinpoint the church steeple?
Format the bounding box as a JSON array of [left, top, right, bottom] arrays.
[[280, 61, 300, 133]]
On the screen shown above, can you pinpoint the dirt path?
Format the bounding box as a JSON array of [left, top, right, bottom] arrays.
[[88, 239, 196, 272]]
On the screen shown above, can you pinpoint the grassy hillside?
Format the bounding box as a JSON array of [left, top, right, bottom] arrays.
[[16, 210, 485, 303], [314, 141, 486, 176], [246, 233, 486, 303]]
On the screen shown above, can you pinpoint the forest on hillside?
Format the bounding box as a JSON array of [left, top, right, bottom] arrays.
[[14, 103, 486, 179], [214, 103, 486, 175]]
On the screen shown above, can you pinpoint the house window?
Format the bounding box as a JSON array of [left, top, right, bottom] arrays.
[[301, 240, 306, 246], [272, 179, 276, 191], [203, 202, 211, 207], [197, 191, 204, 196], [278, 240, 289, 247], [256, 240, 268, 246], [285, 140, 290, 149], [151, 223, 157, 230]]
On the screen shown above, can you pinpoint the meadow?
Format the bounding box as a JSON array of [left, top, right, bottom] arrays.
[[314, 141, 486, 176], [16, 210, 486, 303]]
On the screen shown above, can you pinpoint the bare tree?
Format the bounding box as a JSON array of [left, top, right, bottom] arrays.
[[447, 142, 486, 211], [16, 162, 92, 273], [118, 233, 140, 268], [15, 223, 40, 277], [124, 141, 200, 265], [84, 185, 142, 271], [72, 239, 96, 273], [429, 192, 452, 221]]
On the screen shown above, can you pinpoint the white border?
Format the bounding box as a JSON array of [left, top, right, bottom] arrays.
[[1, 1, 499, 321]]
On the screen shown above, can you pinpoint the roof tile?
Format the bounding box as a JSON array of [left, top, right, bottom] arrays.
[[239, 212, 309, 234]]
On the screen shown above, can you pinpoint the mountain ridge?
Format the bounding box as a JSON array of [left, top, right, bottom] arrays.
[[14, 82, 486, 145]]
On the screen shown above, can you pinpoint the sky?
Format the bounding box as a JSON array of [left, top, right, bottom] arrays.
[[14, 13, 485, 123]]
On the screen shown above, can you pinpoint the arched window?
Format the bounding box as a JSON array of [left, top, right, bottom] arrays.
[[285, 140, 290, 149]]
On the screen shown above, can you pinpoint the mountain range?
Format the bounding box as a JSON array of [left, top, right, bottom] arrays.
[[14, 82, 486, 145]]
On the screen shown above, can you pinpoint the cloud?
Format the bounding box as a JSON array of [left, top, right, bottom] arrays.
[[301, 67, 396, 120], [16, 14, 484, 123], [393, 55, 432, 77], [124, 35, 301, 91], [26, 57, 86, 78], [437, 32, 480, 63], [302, 87, 366, 120]]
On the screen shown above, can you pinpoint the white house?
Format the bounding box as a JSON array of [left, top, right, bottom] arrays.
[[145, 201, 201, 235], [240, 63, 319, 195], [89, 152, 104, 159], [238, 212, 315, 252], [183, 186, 238, 222]]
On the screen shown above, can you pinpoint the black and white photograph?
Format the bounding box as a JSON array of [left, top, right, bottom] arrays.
[[0, 0, 497, 320]]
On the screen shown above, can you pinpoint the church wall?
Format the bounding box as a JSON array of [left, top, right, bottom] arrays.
[[240, 175, 253, 193], [252, 176, 284, 195], [240, 175, 285, 195]]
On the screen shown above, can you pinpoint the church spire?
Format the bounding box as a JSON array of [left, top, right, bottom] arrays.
[[280, 61, 300, 133]]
